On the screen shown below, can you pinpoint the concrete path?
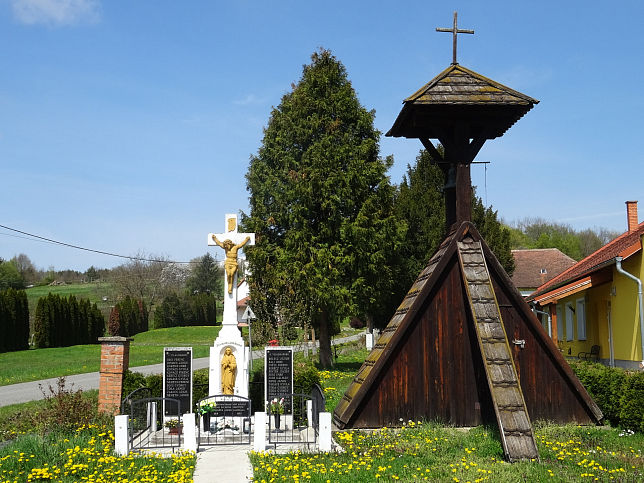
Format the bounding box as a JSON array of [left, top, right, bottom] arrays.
[[191, 438, 340, 482], [192, 445, 254, 482], [0, 332, 365, 407]]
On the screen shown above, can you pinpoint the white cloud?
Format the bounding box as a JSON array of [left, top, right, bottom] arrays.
[[12, 0, 101, 26], [233, 94, 265, 106]]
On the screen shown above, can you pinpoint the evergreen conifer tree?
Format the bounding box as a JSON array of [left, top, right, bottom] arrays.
[[244, 49, 401, 367]]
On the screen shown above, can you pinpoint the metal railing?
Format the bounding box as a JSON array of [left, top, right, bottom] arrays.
[[126, 397, 182, 451], [196, 394, 252, 446], [267, 393, 317, 447]]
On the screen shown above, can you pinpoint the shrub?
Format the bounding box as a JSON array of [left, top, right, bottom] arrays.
[[349, 316, 365, 329], [281, 322, 298, 341], [153, 293, 189, 328], [109, 297, 147, 337], [37, 377, 105, 432], [619, 371, 644, 432], [294, 360, 321, 394], [0, 288, 29, 352], [154, 293, 218, 329], [122, 370, 162, 401], [193, 369, 209, 405], [570, 360, 644, 431], [33, 293, 104, 348]]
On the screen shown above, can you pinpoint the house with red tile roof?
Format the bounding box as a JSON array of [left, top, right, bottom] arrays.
[[529, 201, 644, 370], [511, 248, 576, 297]]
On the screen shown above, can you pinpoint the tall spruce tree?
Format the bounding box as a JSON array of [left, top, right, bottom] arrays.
[[243, 49, 402, 367]]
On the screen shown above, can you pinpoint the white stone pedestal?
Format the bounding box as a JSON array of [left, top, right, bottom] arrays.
[[209, 325, 249, 398]]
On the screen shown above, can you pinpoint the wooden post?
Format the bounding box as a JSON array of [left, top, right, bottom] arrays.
[[455, 163, 472, 223], [549, 304, 558, 344]]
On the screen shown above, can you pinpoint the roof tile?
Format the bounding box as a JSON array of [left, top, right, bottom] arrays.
[[529, 223, 644, 300]]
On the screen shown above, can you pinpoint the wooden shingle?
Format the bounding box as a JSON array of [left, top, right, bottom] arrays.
[[386, 64, 539, 140]]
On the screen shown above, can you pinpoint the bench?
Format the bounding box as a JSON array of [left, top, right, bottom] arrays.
[[577, 345, 600, 361]]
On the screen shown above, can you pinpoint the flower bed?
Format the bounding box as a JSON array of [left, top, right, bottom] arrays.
[[250, 421, 643, 482], [0, 424, 195, 482]]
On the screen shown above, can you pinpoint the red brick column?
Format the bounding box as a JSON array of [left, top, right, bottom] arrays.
[[98, 336, 133, 415]]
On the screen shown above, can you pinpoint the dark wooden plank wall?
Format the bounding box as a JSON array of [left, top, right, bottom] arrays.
[[491, 273, 596, 424], [351, 260, 495, 428]]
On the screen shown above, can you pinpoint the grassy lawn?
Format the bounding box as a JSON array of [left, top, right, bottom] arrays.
[[251, 422, 643, 482], [25, 282, 115, 316], [0, 423, 195, 482], [252, 345, 644, 481], [0, 326, 220, 386]]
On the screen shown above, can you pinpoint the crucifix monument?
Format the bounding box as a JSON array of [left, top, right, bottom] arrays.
[[207, 213, 255, 397]]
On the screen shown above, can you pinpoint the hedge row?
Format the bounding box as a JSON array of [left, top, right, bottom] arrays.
[[33, 293, 104, 348], [570, 360, 644, 432], [0, 288, 29, 352], [108, 296, 148, 337], [153, 293, 218, 329]]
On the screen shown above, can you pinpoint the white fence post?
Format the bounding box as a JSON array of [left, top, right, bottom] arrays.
[[365, 333, 374, 350], [306, 400, 313, 428], [147, 402, 157, 438], [182, 413, 197, 453], [114, 414, 129, 456], [318, 412, 332, 452], [253, 412, 266, 452]]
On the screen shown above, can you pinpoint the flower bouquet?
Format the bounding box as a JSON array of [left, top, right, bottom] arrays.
[[198, 402, 217, 415], [268, 397, 285, 414], [198, 401, 217, 432], [268, 398, 285, 433]]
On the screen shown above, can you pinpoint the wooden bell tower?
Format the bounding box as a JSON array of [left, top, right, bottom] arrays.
[[334, 13, 603, 462]]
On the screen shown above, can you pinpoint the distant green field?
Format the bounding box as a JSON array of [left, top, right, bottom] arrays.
[[0, 326, 221, 386], [25, 282, 114, 316]]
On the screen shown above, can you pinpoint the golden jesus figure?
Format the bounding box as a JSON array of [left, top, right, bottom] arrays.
[[221, 347, 237, 394], [211, 234, 251, 294]]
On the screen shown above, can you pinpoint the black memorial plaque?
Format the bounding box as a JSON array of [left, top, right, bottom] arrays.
[[265, 348, 293, 410], [212, 398, 251, 418], [164, 348, 192, 416]]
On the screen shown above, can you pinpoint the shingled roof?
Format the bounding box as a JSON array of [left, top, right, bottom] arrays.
[[386, 64, 539, 140], [511, 249, 576, 290], [529, 223, 644, 303]]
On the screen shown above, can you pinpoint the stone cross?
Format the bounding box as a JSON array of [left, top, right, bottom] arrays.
[[436, 11, 474, 65], [208, 213, 255, 327]]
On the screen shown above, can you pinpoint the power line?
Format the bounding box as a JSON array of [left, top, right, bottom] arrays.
[[0, 223, 195, 264]]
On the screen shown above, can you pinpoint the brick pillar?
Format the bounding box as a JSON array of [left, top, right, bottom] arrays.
[[98, 336, 133, 415]]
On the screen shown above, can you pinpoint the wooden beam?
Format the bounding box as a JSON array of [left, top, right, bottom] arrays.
[[420, 138, 444, 164]]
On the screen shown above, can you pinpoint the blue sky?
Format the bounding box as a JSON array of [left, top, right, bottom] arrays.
[[1, 0, 643, 271]]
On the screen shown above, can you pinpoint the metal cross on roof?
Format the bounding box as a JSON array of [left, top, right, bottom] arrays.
[[436, 11, 474, 65]]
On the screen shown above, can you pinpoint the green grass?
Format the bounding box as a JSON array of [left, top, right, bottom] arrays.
[[0, 424, 195, 482], [0, 326, 221, 386], [251, 422, 644, 482], [270, 346, 643, 482], [25, 282, 114, 316], [317, 342, 369, 412]]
